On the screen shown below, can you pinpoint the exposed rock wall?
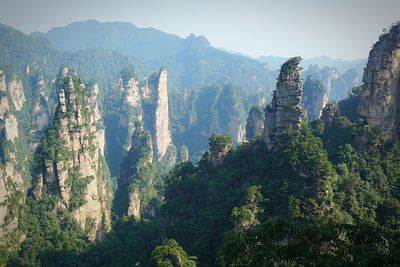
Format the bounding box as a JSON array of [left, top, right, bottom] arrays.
[[0, 71, 25, 250], [358, 23, 400, 139], [31, 76, 51, 148], [209, 134, 233, 167], [115, 122, 155, 219], [246, 106, 265, 139], [321, 102, 339, 127], [301, 75, 328, 121], [34, 69, 111, 240], [150, 67, 174, 162], [263, 57, 304, 149], [8, 77, 25, 111], [303, 65, 360, 102]]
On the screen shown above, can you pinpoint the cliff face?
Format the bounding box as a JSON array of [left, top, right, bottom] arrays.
[[209, 134, 233, 167], [30, 75, 53, 149], [246, 106, 265, 139], [150, 68, 174, 161], [117, 72, 144, 151], [34, 68, 111, 240], [358, 23, 400, 139], [0, 71, 26, 250], [301, 75, 328, 121], [321, 102, 339, 127], [303, 65, 360, 102], [114, 122, 157, 219], [263, 57, 304, 149]]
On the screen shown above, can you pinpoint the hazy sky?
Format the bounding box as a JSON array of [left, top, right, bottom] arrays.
[[1, 0, 399, 59]]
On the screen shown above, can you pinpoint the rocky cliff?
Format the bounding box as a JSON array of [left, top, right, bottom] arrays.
[[33, 68, 111, 240], [117, 69, 145, 151], [321, 102, 340, 127], [209, 134, 233, 167], [30, 73, 54, 149], [263, 57, 305, 149], [149, 68, 176, 165], [303, 65, 360, 102], [358, 23, 400, 140], [0, 71, 26, 250], [301, 75, 328, 121], [114, 122, 157, 219], [245, 106, 265, 139]]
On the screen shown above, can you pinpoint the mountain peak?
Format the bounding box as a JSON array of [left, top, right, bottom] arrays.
[[185, 33, 210, 47]]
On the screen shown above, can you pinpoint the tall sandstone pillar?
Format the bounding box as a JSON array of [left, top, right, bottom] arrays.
[[358, 23, 400, 139], [263, 57, 304, 149]]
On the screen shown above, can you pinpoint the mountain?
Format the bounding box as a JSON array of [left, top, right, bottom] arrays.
[[258, 54, 366, 75], [32, 68, 112, 240], [2, 16, 400, 267], [32, 20, 276, 93], [0, 23, 60, 75]]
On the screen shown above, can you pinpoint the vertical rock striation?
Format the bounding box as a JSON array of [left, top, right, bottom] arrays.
[[263, 57, 305, 149], [301, 75, 328, 121], [245, 106, 265, 139], [34, 68, 111, 240], [150, 67, 173, 161], [321, 102, 339, 127], [115, 122, 156, 219], [0, 71, 26, 250], [358, 23, 400, 139]]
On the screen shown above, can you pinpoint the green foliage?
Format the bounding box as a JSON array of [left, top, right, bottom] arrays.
[[66, 167, 94, 211], [114, 129, 160, 218], [278, 56, 302, 80], [151, 239, 197, 267], [209, 134, 232, 153], [10, 196, 89, 267], [82, 219, 162, 267], [231, 185, 263, 229], [169, 84, 250, 160], [218, 219, 393, 267]]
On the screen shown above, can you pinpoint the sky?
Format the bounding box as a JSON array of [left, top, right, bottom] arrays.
[[0, 0, 399, 60]]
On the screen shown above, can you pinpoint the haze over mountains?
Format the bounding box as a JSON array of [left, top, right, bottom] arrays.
[[29, 20, 277, 93]]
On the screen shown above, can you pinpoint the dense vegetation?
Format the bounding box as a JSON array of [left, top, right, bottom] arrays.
[[6, 103, 400, 266], [2, 19, 400, 267], [170, 84, 250, 159]]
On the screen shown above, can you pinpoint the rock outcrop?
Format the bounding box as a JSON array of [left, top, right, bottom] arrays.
[[34, 69, 111, 240], [303, 65, 361, 102], [358, 23, 400, 140], [321, 102, 339, 127], [263, 57, 305, 149], [245, 106, 265, 139], [301, 75, 328, 121], [209, 134, 233, 167], [0, 71, 26, 250], [114, 122, 156, 219], [150, 67, 174, 161], [30, 75, 52, 148]]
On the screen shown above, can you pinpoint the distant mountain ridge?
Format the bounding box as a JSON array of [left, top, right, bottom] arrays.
[[258, 54, 367, 75], [31, 20, 276, 92]]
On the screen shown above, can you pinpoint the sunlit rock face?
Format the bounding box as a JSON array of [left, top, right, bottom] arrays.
[[358, 23, 400, 140], [263, 57, 305, 149], [150, 67, 173, 161], [0, 71, 26, 250], [34, 68, 111, 241]]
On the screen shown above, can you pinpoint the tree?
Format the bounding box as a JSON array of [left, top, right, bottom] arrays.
[[151, 239, 197, 267]]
